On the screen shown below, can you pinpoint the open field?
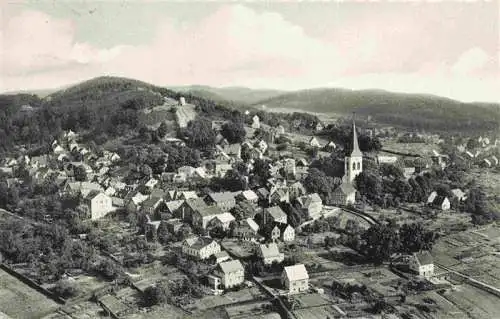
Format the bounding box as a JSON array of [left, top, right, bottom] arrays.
[[440, 283, 500, 319], [0, 268, 59, 319], [188, 287, 265, 311], [382, 141, 440, 156], [406, 291, 468, 319], [432, 223, 500, 287]]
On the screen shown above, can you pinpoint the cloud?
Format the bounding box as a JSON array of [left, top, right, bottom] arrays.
[[1, 4, 499, 103], [451, 47, 490, 75], [1, 10, 124, 76]]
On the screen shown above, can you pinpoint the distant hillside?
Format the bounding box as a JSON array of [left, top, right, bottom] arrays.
[[254, 88, 500, 132], [170, 85, 285, 105]]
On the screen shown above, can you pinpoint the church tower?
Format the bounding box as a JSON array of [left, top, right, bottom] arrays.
[[344, 115, 363, 183]]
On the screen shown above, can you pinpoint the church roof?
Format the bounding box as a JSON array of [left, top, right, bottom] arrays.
[[350, 116, 362, 157]]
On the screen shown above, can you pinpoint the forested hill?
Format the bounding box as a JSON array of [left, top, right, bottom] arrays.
[[0, 76, 244, 154], [254, 88, 500, 132]]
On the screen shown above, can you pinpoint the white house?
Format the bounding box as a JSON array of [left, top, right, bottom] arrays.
[[409, 251, 434, 278], [309, 137, 321, 148], [84, 191, 113, 220], [281, 264, 309, 294], [182, 236, 221, 260], [210, 260, 245, 290], [257, 243, 284, 265]]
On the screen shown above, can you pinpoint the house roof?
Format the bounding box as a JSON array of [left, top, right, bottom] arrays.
[[244, 218, 259, 232], [240, 190, 258, 201], [433, 196, 449, 206], [256, 187, 270, 198], [214, 212, 236, 224], [218, 260, 243, 274], [283, 264, 309, 281], [166, 200, 184, 212], [277, 223, 293, 233], [185, 198, 208, 211], [259, 243, 281, 259], [85, 190, 104, 201], [451, 188, 466, 199], [141, 196, 163, 209], [214, 251, 230, 259], [179, 191, 198, 199], [414, 251, 433, 266], [199, 205, 224, 218], [183, 236, 216, 250], [336, 182, 355, 195], [298, 193, 322, 208], [265, 206, 287, 221], [208, 192, 236, 203]]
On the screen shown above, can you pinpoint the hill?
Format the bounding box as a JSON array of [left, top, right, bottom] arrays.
[[254, 88, 500, 132], [170, 85, 284, 105]]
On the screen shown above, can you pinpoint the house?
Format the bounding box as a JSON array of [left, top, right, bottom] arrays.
[[426, 191, 438, 205], [257, 140, 268, 153], [257, 243, 284, 265], [315, 122, 324, 132], [269, 225, 281, 241], [214, 163, 233, 178], [237, 190, 259, 203], [182, 236, 221, 260], [178, 166, 196, 177], [145, 220, 161, 240], [224, 144, 242, 159], [179, 197, 208, 222], [377, 155, 398, 165], [192, 205, 225, 229], [288, 182, 307, 200], [279, 224, 295, 242], [178, 191, 198, 200], [65, 181, 103, 197], [256, 188, 270, 201], [141, 196, 164, 215], [166, 218, 184, 233], [451, 188, 466, 202], [331, 183, 356, 206], [432, 196, 451, 211], [165, 200, 184, 215], [403, 167, 416, 179], [276, 125, 285, 135], [263, 206, 287, 224], [143, 178, 158, 189], [249, 148, 263, 160], [309, 137, 321, 148], [207, 192, 237, 212], [252, 115, 261, 129], [214, 251, 231, 264], [53, 145, 66, 154], [283, 159, 296, 178], [269, 188, 290, 205], [211, 260, 245, 289], [409, 251, 434, 278], [83, 191, 113, 220], [281, 264, 309, 294], [296, 193, 323, 220], [209, 212, 236, 230], [233, 218, 260, 241]]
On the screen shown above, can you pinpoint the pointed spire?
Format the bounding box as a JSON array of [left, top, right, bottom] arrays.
[[351, 113, 362, 157]]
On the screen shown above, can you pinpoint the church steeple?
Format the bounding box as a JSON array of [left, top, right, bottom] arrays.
[[351, 113, 362, 157], [343, 113, 363, 184]]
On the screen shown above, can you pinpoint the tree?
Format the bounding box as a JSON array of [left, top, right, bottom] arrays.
[[157, 221, 170, 244], [52, 279, 79, 299], [361, 224, 399, 263], [303, 168, 337, 201], [157, 122, 168, 139], [399, 223, 437, 253], [221, 121, 246, 143], [181, 117, 215, 149], [143, 281, 170, 306], [94, 259, 122, 281], [73, 166, 87, 182], [355, 171, 383, 201]]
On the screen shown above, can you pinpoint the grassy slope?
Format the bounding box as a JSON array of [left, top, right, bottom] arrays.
[[254, 88, 500, 132]]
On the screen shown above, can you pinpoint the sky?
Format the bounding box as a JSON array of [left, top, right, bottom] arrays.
[[1, 0, 499, 103]]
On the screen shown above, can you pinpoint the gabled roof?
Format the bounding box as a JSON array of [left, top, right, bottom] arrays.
[[141, 196, 163, 209], [433, 196, 449, 206], [198, 205, 224, 218], [413, 251, 433, 266], [259, 243, 281, 259], [185, 198, 208, 212], [166, 200, 184, 212], [451, 188, 466, 199], [265, 206, 287, 221], [297, 193, 322, 208], [240, 190, 258, 201], [218, 260, 243, 274], [214, 212, 236, 224], [335, 182, 355, 195], [183, 236, 216, 250], [244, 218, 259, 232], [85, 190, 105, 201], [208, 192, 236, 203], [283, 264, 309, 281]]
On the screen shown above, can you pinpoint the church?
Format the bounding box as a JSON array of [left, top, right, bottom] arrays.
[[332, 117, 363, 205]]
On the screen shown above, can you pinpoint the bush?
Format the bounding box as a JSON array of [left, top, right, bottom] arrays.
[[143, 282, 170, 306], [52, 279, 78, 299]]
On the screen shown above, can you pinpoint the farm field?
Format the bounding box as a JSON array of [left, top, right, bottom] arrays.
[[440, 283, 500, 319], [0, 268, 59, 319]]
